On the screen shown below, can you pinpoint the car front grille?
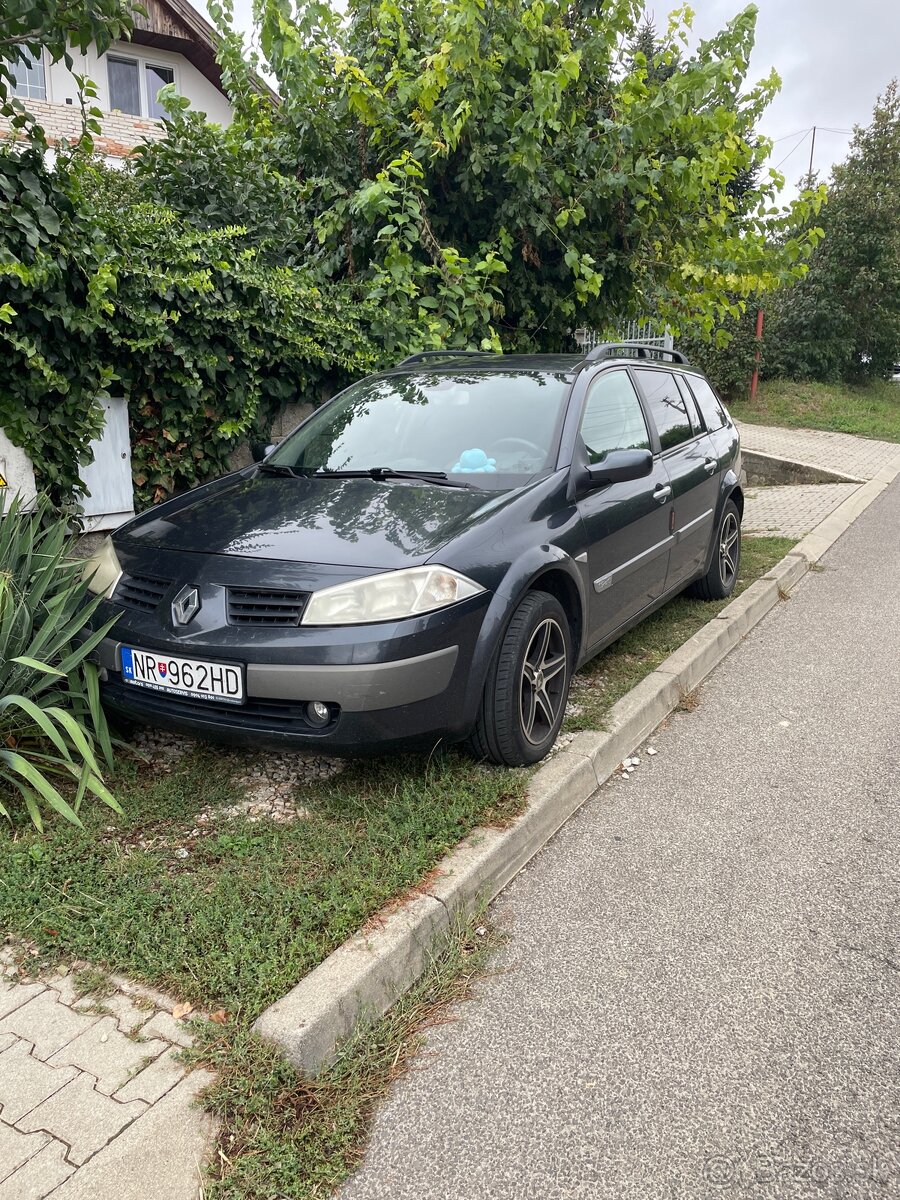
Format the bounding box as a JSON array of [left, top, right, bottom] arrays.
[[114, 573, 171, 613], [226, 588, 308, 627], [102, 680, 336, 734]]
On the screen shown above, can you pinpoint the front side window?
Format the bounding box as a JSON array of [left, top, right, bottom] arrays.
[[145, 63, 174, 118], [634, 369, 694, 451], [579, 370, 650, 464], [11, 53, 47, 101], [269, 370, 571, 489], [108, 55, 141, 114]]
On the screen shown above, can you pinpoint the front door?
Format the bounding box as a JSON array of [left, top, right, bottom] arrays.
[[576, 370, 673, 649], [632, 368, 720, 592]]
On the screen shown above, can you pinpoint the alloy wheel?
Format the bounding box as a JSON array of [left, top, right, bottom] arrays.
[[519, 617, 568, 745], [719, 511, 740, 589]]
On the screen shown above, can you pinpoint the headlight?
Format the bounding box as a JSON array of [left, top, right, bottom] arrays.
[[82, 536, 123, 599], [302, 566, 484, 626]]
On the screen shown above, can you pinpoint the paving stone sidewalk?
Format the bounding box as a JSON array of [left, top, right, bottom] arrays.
[[0, 952, 216, 1200], [743, 481, 861, 538], [735, 420, 900, 481], [737, 422, 900, 538]]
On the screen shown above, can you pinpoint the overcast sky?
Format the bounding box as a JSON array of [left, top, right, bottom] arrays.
[[213, 0, 900, 197], [691, 0, 900, 195]]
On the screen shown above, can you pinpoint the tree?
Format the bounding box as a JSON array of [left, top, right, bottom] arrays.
[[769, 82, 900, 382], [185, 0, 824, 353]]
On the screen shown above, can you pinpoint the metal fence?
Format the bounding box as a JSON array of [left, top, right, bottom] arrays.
[[574, 320, 674, 353]]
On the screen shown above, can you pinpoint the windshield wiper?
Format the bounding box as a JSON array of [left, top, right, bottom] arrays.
[[316, 468, 476, 489], [257, 462, 302, 478]]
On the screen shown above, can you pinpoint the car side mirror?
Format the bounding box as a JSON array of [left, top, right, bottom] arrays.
[[584, 448, 653, 490], [251, 441, 278, 463]]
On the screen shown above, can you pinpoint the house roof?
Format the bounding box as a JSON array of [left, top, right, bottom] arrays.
[[129, 0, 275, 101]]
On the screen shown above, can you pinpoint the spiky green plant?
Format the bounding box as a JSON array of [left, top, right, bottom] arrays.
[[0, 491, 120, 829]]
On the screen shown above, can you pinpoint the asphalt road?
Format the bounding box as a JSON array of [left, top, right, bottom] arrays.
[[340, 476, 900, 1200]]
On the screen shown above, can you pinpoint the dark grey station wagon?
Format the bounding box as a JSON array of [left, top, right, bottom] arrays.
[[82, 343, 742, 765]]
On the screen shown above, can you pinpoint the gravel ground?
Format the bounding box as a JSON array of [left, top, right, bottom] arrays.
[[129, 726, 345, 827]]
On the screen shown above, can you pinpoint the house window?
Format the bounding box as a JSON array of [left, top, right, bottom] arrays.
[[11, 53, 47, 101], [145, 63, 175, 119], [108, 56, 141, 115], [107, 54, 176, 119]]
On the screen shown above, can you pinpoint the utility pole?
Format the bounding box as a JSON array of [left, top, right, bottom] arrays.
[[808, 125, 817, 177]]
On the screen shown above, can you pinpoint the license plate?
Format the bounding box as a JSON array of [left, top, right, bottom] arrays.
[[120, 647, 244, 705]]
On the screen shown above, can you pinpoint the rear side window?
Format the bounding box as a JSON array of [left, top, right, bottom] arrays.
[[634, 369, 694, 451], [674, 375, 703, 433], [580, 370, 650, 464], [685, 375, 728, 432]]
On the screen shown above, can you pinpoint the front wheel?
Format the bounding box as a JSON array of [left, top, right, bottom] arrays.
[[689, 498, 742, 601], [469, 590, 572, 766]]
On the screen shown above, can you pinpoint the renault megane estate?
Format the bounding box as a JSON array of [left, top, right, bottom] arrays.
[[81, 343, 742, 765]]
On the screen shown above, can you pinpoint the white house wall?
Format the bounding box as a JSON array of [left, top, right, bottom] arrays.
[[54, 40, 233, 127], [0, 39, 233, 159]]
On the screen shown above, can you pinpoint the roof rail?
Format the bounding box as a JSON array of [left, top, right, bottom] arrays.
[[579, 341, 689, 367], [396, 350, 500, 367]]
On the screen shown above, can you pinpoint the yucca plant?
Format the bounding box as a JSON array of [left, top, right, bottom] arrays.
[[0, 491, 121, 830]]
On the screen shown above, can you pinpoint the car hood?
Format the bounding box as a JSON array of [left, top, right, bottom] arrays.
[[118, 472, 518, 568]]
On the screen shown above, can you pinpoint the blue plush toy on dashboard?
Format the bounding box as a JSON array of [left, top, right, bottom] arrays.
[[452, 448, 497, 473]]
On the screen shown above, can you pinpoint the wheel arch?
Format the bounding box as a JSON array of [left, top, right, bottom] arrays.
[[525, 566, 584, 663], [727, 482, 744, 519]]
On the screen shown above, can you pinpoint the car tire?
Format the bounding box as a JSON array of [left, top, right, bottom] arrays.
[[469, 590, 572, 767], [689, 498, 742, 601]]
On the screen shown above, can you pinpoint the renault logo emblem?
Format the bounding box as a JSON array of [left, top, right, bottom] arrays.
[[172, 585, 201, 626]]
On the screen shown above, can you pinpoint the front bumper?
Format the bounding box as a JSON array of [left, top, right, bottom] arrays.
[[95, 638, 457, 711], [89, 598, 489, 753]]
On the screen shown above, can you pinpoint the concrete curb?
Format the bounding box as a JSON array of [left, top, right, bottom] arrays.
[[253, 456, 900, 1075]]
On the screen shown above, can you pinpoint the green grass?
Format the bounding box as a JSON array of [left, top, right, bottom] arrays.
[[0, 753, 524, 1019], [730, 378, 900, 442], [189, 917, 502, 1200], [566, 535, 795, 732]]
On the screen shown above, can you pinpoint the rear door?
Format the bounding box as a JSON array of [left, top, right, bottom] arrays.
[[632, 368, 719, 593], [576, 369, 673, 648]]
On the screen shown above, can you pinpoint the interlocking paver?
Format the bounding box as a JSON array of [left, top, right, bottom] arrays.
[[49, 1020, 167, 1098], [0, 1140, 73, 1198], [0, 1041, 78, 1125], [139, 1012, 192, 1049], [0, 985, 45, 1023], [743, 482, 861, 538], [0, 970, 217, 1198], [43, 976, 85, 1009], [50, 1070, 217, 1200], [74, 993, 153, 1035], [0, 996, 99, 1063], [0, 1125, 48, 1185], [113, 1047, 186, 1105], [736, 421, 900, 481], [15, 1074, 146, 1167]]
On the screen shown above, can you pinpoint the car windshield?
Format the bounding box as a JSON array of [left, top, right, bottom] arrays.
[[268, 369, 571, 489]]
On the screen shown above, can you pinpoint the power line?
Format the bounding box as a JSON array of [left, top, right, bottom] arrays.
[[771, 127, 812, 142], [773, 128, 812, 171]]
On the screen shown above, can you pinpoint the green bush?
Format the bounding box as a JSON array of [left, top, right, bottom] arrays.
[[0, 152, 380, 509], [0, 493, 120, 830]]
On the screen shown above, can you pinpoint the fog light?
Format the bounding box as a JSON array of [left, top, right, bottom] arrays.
[[307, 700, 330, 727]]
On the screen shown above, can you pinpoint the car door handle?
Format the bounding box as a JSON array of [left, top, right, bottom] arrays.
[[653, 484, 672, 504], [704, 457, 718, 474]]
